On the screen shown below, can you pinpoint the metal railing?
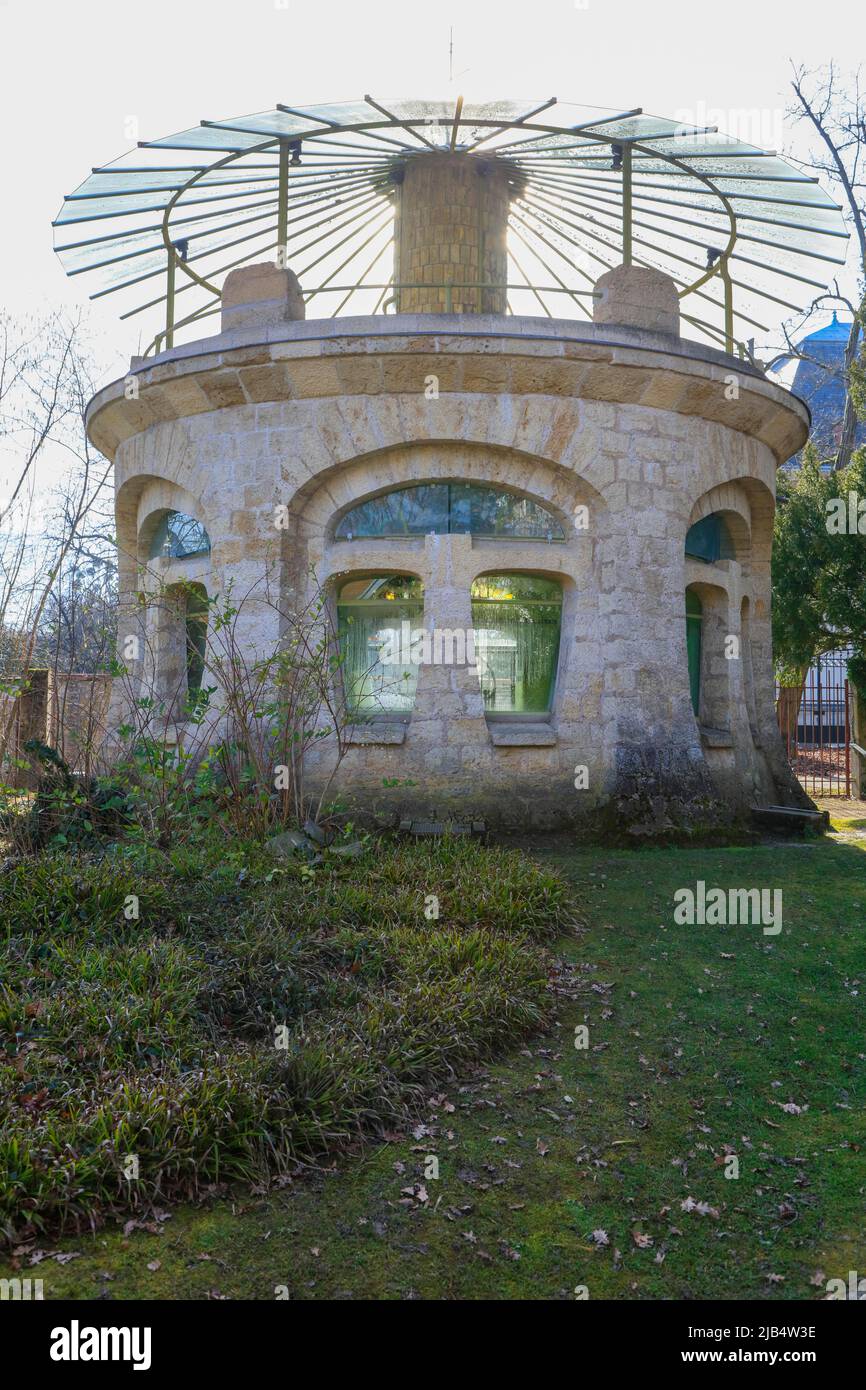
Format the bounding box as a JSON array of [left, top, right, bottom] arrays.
[[778, 649, 852, 797], [145, 276, 755, 363]]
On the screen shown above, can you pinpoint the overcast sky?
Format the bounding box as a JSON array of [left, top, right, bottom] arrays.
[[2, 0, 864, 380]]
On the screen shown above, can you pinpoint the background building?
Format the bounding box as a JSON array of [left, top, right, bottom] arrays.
[[772, 311, 865, 470]]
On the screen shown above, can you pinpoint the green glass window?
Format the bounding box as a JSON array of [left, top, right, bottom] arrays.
[[336, 575, 424, 717], [471, 574, 562, 715], [185, 586, 208, 696], [685, 513, 735, 563], [686, 589, 702, 716], [149, 510, 211, 560], [335, 483, 564, 540]]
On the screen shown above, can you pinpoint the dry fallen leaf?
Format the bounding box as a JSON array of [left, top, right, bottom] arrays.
[[400, 1183, 429, 1204], [681, 1197, 720, 1219]]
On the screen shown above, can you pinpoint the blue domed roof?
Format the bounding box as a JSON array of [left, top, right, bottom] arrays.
[[776, 309, 865, 467], [799, 309, 853, 343]]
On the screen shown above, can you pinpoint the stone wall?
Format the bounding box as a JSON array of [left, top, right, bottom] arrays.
[[50, 673, 113, 777], [87, 279, 811, 830], [0, 669, 112, 787]]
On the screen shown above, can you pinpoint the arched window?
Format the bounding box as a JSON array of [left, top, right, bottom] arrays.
[[335, 483, 565, 541], [471, 575, 562, 715], [148, 511, 211, 560], [740, 596, 758, 734], [185, 585, 208, 699], [156, 582, 209, 718], [686, 589, 703, 717], [684, 513, 735, 563], [336, 575, 424, 717]]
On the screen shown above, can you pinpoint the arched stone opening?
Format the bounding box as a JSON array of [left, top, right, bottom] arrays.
[[685, 580, 730, 734]]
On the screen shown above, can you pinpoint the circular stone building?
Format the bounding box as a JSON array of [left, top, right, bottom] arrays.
[[57, 97, 848, 830]]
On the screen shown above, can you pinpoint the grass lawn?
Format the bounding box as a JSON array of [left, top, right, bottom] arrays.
[[2, 831, 864, 1300]]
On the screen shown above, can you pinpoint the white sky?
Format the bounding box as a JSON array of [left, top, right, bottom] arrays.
[[1, 0, 864, 384]]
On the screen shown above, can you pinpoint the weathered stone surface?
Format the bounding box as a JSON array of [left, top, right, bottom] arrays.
[[489, 725, 558, 747], [221, 262, 305, 333], [93, 304, 812, 831], [594, 265, 681, 337], [266, 829, 316, 857], [346, 724, 407, 746]]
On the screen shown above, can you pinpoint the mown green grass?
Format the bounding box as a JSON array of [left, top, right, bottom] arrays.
[[829, 815, 866, 832], [2, 835, 864, 1300], [0, 836, 574, 1247]]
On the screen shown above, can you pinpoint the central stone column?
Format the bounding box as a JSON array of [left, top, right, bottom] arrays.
[[393, 153, 519, 314]]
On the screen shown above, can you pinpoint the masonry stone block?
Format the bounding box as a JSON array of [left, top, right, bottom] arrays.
[[90, 298, 812, 830]]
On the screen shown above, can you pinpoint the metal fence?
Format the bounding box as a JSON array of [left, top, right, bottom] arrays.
[[778, 648, 851, 797]]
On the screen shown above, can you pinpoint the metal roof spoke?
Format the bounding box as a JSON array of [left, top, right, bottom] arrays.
[[53, 96, 848, 357]]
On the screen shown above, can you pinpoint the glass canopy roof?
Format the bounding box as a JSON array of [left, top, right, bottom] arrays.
[[53, 96, 849, 358]]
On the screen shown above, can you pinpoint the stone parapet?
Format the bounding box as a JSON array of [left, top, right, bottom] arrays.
[[87, 315, 809, 466], [221, 262, 305, 333], [594, 264, 681, 337]]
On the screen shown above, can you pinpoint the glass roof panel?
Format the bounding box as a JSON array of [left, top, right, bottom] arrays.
[[206, 109, 331, 137], [286, 99, 392, 125], [74, 168, 278, 195], [537, 101, 645, 127], [53, 97, 849, 357], [144, 125, 274, 151]]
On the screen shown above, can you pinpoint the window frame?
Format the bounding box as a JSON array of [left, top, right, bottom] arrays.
[[148, 510, 211, 561], [686, 588, 703, 718], [334, 482, 566, 543], [184, 584, 209, 702], [335, 573, 425, 722], [684, 513, 736, 565], [470, 572, 564, 721]]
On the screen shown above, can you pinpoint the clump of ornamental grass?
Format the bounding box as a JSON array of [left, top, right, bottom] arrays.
[[0, 834, 580, 1244]]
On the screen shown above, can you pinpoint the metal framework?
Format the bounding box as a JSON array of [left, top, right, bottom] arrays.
[[778, 648, 852, 797], [53, 97, 849, 359]]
